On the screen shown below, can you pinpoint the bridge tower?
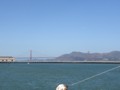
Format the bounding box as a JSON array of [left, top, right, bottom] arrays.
[[30, 50, 32, 62]]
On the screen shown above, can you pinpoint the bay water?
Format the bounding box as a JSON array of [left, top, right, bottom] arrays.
[[0, 63, 120, 90]]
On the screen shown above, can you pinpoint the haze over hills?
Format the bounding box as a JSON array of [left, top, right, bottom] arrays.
[[55, 51, 120, 61]]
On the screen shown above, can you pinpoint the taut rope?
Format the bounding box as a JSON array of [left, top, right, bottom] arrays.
[[70, 65, 120, 86]]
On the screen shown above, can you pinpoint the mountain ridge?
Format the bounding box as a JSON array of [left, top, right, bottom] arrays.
[[55, 51, 120, 61]]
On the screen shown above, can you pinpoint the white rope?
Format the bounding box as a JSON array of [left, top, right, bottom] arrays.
[[70, 65, 120, 86]]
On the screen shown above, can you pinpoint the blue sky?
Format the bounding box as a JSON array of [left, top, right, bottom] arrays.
[[0, 0, 120, 57]]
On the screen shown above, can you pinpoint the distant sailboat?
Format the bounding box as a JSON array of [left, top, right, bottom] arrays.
[[27, 50, 32, 64]]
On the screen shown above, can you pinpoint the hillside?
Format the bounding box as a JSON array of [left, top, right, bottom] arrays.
[[55, 51, 120, 61]]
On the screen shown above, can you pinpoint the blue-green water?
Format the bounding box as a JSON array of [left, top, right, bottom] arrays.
[[0, 63, 120, 90]]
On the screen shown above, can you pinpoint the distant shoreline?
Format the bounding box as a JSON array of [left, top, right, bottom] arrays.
[[1, 61, 120, 64]]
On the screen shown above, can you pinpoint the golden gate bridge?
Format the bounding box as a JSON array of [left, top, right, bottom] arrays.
[[15, 50, 56, 63]]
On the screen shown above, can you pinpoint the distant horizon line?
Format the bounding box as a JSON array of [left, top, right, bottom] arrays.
[[1, 50, 120, 57]]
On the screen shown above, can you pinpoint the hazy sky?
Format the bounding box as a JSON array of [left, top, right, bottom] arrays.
[[0, 0, 120, 57]]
